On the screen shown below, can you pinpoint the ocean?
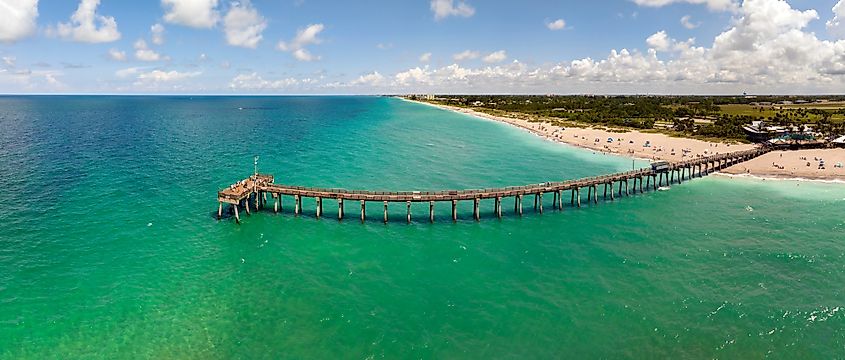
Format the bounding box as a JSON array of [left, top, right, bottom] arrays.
[[0, 96, 843, 358]]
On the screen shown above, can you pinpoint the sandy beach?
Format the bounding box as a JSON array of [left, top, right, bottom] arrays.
[[722, 149, 845, 180], [407, 99, 845, 181]]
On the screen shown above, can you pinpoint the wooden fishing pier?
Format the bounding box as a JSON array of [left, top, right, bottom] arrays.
[[217, 148, 769, 224]]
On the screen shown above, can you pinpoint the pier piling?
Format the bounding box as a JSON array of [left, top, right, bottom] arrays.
[[538, 193, 544, 214], [496, 197, 502, 219], [338, 198, 344, 220], [430, 201, 435, 222], [576, 188, 581, 208]]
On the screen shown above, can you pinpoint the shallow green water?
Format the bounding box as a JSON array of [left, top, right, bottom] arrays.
[[0, 96, 843, 358]]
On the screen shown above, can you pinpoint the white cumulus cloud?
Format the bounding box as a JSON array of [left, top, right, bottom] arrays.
[[229, 72, 315, 90], [151, 23, 165, 45], [829, 1, 845, 38], [0, 0, 39, 43], [352, 71, 384, 86], [430, 0, 475, 20], [482, 50, 508, 63], [681, 15, 700, 29], [134, 69, 201, 87], [54, 0, 121, 43], [646, 31, 672, 51], [632, 0, 737, 11], [547, 19, 566, 30], [108, 48, 127, 61], [364, 0, 845, 94], [277, 24, 324, 61], [161, 0, 219, 28], [453, 50, 480, 61], [223, 1, 266, 48], [134, 39, 168, 62], [420, 52, 432, 63], [115, 66, 142, 78]]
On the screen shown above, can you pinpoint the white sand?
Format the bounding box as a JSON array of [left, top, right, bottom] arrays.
[[722, 149, 845, 180]]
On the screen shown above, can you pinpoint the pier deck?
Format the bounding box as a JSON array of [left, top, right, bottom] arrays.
[[217, 148, 769, 223]]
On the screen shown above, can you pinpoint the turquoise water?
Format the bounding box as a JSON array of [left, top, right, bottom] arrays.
[[0, 96, 843, 358]]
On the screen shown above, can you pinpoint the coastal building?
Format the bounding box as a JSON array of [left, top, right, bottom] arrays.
[[833, 135, 845, 148], [742, 120, 790, 142]]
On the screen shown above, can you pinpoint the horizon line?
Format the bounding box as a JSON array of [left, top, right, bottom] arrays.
[[2, 93, 845, 97]]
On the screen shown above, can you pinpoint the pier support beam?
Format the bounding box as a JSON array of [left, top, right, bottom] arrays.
[[294, 195, 301, 216], [430, 201, 435, 223], [316, 197, 322, 218], [338, 199, 344, 220], [538, 193, 543, 214], [516, 195, 523, 216], [452, 200, 458, 221], [245, 197, 251, 215], [571, 190, 575, 206], [383, 201, 388, 223], [593, 185, 598, 204], [234, 204, 240, 224], [587, 186, 592, 204], [274, 194, 279, 213], [406, 201, 411, 223], [625, 180, 629, 196], [473, 198, 480, 221], [218, 202, 223, 219], [639, 177, 644, 193], [576, 188, 581, 208], [361, 200, 366, 223], [496, 197, 502, 219], [603, 183, 608, 199], [555, 190, 563, 210]]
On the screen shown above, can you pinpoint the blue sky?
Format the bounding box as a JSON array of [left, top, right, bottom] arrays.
[[0, 0, 844, 94]]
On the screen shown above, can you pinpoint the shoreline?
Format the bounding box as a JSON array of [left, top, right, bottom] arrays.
[[714, 172, 845, 184], [401, 98, 845, 182]]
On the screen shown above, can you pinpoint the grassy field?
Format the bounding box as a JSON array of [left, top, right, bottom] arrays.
[[714, 104, 845, 122], [717, 104, 778, 117], [780, 101, 845, 110]]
